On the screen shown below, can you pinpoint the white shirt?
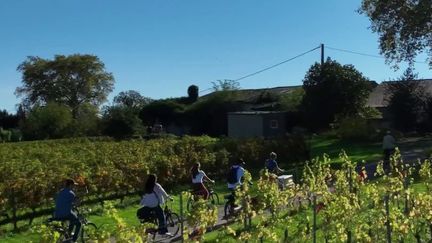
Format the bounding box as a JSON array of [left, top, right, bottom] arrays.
[[192, 170, 206, 184], [140, 183, 169, 208], [227, 165, 245, 189]]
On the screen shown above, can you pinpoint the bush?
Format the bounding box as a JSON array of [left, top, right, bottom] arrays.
[[336, 116, 377, 141]]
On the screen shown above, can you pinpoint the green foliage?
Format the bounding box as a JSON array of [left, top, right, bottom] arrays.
[[0, 127, 12, 142], [187, 85, 199, 103], [21, 103, 73, 140], [186, 91, 243, 136], [103, 106, 144, 139], [113, 90, 152, 109], [16, 54, 115, 117], [0, 135, 306, 221], [301, 58, 373, 129], [336, 115, 377, 141], [0, 110, 19, 129], [386, 69, 426, 131], [211, 79, 240, 91], [360, 0, 432, 67], [278, 88, 304, 111], [139, 99, 185, 126], [255, 91, 280, 104]]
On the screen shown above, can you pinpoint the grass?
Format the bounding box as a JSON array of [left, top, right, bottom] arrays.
[[0, 183, 231, 243], [309, 134, 382, 164]]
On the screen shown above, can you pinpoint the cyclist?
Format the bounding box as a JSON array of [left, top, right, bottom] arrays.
[[53, 179, 81, 243], [191, 162, 215, 200], [138, 174, 172, 235], [226, 159, 247, 208], [265, 152, 284, 175]]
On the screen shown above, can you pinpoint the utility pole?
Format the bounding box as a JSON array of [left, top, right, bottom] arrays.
[[320, 43, 325, 65]]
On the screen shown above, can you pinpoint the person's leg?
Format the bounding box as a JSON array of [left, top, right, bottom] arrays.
[[68, 212, 81, 242], [154, 206, 167, 234], [383, 149, 390, 173], [200, 183, 209, 200]]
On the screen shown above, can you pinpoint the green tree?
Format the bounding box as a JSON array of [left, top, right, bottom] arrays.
[[186, 91, 242, 136], [139, 100, 184, 126], [113, 90, 152, 109], [16, 54, 115, 118], [360, 0, 432, 67], [187, 85, 199, 102], [301, 59, 373, 129], [386, 68, 425, 131], [212, 79, 240, 91], [278, 88, 305, 111], [102, 106, 144, 139], [21, 103, 73, 140]]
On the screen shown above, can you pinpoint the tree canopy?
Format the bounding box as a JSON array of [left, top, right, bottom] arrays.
[[113, 90, 152, 109], [386, 69, 426, 131], [301, 59, 374, 129], [16, 54, 115, 117], [360, 0, 432, 67]]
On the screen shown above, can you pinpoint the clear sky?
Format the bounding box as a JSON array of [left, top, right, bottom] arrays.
[[1, 0, 431, 112]]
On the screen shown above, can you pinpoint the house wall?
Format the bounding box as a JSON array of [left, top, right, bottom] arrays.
[[228, 114, 263, 138], [262, 113, 287, 138]]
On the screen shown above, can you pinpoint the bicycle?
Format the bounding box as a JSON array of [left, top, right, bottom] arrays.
[[47, 205, 97, 243], [139, 201, 180, 240], [186, 184, 220, 211]]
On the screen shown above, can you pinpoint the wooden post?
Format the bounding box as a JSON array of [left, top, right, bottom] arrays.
[[313, 194, 317, 243], [385, 195, 392, 243], [180, 193, 184, 242]]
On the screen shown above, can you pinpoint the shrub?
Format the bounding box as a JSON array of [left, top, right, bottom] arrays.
[[336, 116, 377, 141]]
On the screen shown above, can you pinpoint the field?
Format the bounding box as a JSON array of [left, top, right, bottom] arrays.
[[1, 135, 432, 242]]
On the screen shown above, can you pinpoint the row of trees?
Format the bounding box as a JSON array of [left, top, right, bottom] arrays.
[[1, 56, 429, 141]]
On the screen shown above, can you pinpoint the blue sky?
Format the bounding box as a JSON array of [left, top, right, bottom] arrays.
[[0, 0, 431, 112]]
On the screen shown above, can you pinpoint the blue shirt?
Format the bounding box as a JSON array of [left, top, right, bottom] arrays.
[[266, 159, 278, 172], [54, 188, 75, 218]]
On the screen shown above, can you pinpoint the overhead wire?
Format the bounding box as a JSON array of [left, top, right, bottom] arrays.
[[199, 45, 321, 94], [326, 46, 428, 64]]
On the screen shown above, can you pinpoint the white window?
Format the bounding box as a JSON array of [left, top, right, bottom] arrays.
[[270, 120, 278, 129]]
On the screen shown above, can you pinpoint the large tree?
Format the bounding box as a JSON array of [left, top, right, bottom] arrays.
[[113, 90, 152, 109], [360, 0, 432, 67], [386, 68, 425, 131], [301, 59, 374, 129], [16, 54, 115, 117]]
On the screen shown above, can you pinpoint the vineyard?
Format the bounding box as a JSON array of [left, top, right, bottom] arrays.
[[0, 135, 308, 230], [30, 149, 432, 243], [2, 136, 432, 242]]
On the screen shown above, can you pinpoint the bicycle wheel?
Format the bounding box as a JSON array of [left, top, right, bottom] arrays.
[[80, 222, 97, 243], [166, 212, 180, 236], [224, 202, 233, 218], [210, 192, 219, 205]]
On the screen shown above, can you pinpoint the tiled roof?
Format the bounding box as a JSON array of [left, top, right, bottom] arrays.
[[366, 79, 432, 108]]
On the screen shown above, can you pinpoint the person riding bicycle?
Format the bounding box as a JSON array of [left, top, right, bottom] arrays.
[[226, 159, 247, 208], [53, 179, 81, 243], [191, 162, 215, 200], [265, 152, 284, 175], [138, 174, 172, 235]]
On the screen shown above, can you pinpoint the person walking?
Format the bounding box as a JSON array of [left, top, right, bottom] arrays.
[[383, 131, 396, 173]]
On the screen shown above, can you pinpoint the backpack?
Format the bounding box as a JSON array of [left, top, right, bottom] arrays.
[[227, 167, 239, 184]]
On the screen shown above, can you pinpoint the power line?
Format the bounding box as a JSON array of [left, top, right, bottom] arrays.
[[326, 46, 428, 64], [233, 46, 321, 82], [199, 87, 213, 94], [199, 45, 321, 94]]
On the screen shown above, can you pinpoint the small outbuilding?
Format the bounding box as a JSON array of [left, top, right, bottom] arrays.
[[227, 111, 288, 138]]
